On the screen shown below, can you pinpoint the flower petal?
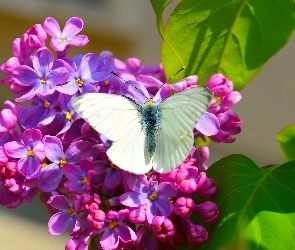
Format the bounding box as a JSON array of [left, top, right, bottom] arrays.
[[48, 194, 71, 210], [22, 128, 42, 148], [68, 35, 89, 47], [100, 229, 119, 250], [33, 48, 54, 76], [48, 212, 71, 235], [38, 163, 63, 192], [78, 53, 98, 76], [18, 156, 41, 179], [195, 112, 220, 136], [65, 140, 92, 164], [43, 17, 61, 37], [4, 141, 26, 158], [62, 17, 83, 38], [117, 224, 136, 243], [44, 136, 63, 162], [12, 65, 40, 86], [47, 67, 69, 86], [120, 192, 147, 207], [63, 164, 82, 181]]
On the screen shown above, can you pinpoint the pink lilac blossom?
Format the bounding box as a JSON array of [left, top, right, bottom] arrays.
[[0, 17, 244, 250]]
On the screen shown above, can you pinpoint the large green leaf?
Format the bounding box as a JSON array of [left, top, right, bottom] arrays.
[[187, 154, 295, 250], [277, 124, 295, 161], [161, 0, 295, 90]]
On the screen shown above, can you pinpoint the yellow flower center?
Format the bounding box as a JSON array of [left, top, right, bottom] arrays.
[[68, 208, 75, 217], [59, 159, 67, 168], [40, 76, 47, 84], [59, 38, 67, 43], [104, 80, 109, 85], [44, 101, 50, 109], [81, 176, 88, 185], [27, 150, 34, 157], [107, 221, 118, 230], [148, 191, 157, 201], [66, 112, 73, 121], [76, 78, 84, 87]]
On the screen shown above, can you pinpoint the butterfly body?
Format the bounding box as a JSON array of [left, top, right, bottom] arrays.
[[140, 100, 161, 159], [72, 87, 212, 174]]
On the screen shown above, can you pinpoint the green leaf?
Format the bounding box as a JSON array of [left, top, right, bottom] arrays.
[[194, 154, 295, 250], [161, 0, 295, 90], [150, 0, 173, 39], [277, 124, 295, 161], [150, 0, 185, 69]]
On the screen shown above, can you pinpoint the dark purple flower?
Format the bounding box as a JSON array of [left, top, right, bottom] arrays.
[[120, 174, 177, 223], [11, 48, 69, 102], [194, 201, 220, 223], [43, 17, 89, 52], [179, 219, 208, 247], [38, 136, 92, 192], [19, 92, 59, 128], [48, 194, 81, 236], [4, 129, 45, 179], [63, 158, 94, 193]]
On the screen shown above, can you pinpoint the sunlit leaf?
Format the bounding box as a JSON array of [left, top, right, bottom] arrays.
[[161, 0, 295, 90]]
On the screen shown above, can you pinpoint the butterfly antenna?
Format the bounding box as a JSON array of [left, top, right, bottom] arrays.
[[167, 67, 185, 83], [111, 71, 148, 101]]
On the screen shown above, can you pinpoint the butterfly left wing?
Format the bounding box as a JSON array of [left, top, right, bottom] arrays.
[[72, 93, 152, 174], [153, 87, 212, 173]]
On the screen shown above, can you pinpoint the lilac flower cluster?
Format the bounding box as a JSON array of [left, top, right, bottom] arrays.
[[0, 17, 242, 249]]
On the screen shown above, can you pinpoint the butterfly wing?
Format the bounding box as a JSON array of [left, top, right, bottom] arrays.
[[153, 87, 212, 173], [72, 93, 152, 174]]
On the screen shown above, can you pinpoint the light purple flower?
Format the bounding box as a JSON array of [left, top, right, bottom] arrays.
[[56, 54, 109, 95], [43, 17, 89, 52], [98, 209, 136, 249], [4, 129, 45, 179], [11, 48, 69, 102], [120, 174, 177, 223], [38, 136, 92, 192], [48, 194, 81, 236]]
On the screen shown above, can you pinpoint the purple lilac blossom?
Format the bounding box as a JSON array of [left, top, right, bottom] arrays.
[[11, 48, 69, 102], [43, 17, 89, 52], [0, 16, 245, 250], [4, 129, 45, 179], [55, 54, 109, 95], [38, 136, 92, 192]]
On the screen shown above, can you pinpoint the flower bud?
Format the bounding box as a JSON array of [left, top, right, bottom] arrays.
[[151, 216, 176, 244], [194, 201, 220, 223], [206, 74, 233, 97], [174, 197, 195, 219]]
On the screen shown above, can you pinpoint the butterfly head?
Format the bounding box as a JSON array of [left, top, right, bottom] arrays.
[[143, 99, 156, 107]]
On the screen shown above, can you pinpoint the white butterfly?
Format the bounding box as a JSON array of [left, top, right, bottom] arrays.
[[72, 86, 212, 174]]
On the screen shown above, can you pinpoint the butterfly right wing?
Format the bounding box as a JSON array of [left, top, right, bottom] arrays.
[[153, 87, 212, 173], [72, 93, 152, 174]]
